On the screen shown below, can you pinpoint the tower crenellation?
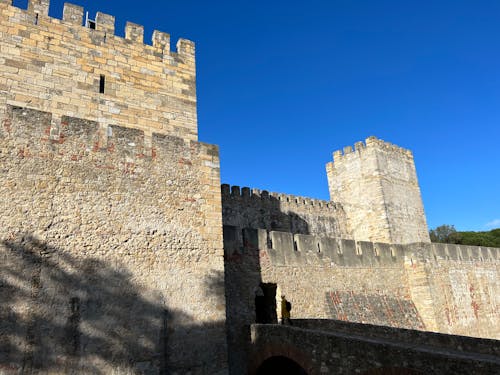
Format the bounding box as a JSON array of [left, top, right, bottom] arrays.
[[332, 136, 414, 164], [0, 0, 197, 141]]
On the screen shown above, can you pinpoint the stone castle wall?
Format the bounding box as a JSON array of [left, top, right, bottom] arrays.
[[0, 105, 227, 373], [222, 184, 351, 238], [223, 225, 499, 371], [407, 242, 499, 339], [1, 1, 498, 375], [327, 136, 430, 244], [0, 1, 197, 141]]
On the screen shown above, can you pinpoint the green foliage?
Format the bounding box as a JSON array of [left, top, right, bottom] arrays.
[[429, 225, 461, 244], [429, 225, 500, 247]]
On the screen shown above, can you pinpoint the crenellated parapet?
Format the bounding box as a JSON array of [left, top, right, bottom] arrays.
[[331, 136, 414, 164], [221, 184, 339, 209], [1, 1, 194, 59], [0, 1, 198, 141], [224, 225, 500, 268], [1, 105, 217, 172], [221, 184, 351, 238]]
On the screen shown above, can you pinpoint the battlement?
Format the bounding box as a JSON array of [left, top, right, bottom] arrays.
[[1, 105, 217, 170], [331, 136, 413, 164], [224, 226, 500, 268], [221, 184, 339, 210], [1, 1, 194, 57], [0, 1, 198, 141]]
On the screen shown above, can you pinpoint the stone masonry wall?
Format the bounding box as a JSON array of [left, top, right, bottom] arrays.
[[407, 242, 499, 339], [223, 226, 419, 373], [326, 136, 430, 244], [249, 324, 500, 375], [0, 1, 197, 142], [223, 225, 499, 372], [0, 106, 227, 373], [222, 184, 351, 238]]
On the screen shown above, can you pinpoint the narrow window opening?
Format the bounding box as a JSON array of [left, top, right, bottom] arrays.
[[88, 20, 96, 30], [99, 75, 105, 94], [34, 13, 39, 25], [103, 32, 107, 43]]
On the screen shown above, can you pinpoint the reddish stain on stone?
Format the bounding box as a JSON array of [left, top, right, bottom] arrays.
[[444, 307, 451, 325], [17, 148, 28, 158], [3, 118, 12, 133], [123, 162, 135, 174], [471, 300, 480, 319]]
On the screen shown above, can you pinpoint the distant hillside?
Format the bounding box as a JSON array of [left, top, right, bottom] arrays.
[[429, 225, 500, 247]]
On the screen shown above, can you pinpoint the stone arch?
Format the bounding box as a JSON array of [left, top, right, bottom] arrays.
[[256, 356, 307, 374], [249, 343, 315, 375]]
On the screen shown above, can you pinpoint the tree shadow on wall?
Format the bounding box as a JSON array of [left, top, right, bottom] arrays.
[[0, 234, 225, 374]]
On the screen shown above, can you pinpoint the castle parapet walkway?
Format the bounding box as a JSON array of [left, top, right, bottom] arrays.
[[249, 320, 500, 374]]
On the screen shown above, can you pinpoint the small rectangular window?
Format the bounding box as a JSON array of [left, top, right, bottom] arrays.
[[88, 20, 96, 30], [34, 13, 39, 25], [99, 75, 105, 94]]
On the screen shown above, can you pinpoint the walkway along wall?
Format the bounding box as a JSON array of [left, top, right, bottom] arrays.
[[249, 323, 500, 375]]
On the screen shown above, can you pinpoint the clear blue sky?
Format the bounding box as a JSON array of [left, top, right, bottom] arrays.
[[14, 0, 500, 231]]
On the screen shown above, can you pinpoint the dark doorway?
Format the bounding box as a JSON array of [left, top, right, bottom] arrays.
[[255, 283, 277, 324], [257, 356, 308, 375]]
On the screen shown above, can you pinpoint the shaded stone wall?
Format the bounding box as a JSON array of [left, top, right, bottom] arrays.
[[0, 106, 227, 373], [249, 323, 500, 375], [326, 136, 430, 244], [0, 1, 197, 141], [222, 184, 350, 238]]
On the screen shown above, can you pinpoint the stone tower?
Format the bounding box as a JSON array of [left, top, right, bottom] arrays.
[[0, 1, 227, 373], [326, 136, 430, 244]]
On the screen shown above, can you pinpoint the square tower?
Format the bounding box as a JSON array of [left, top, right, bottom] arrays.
[[326, 137, 430, 244]]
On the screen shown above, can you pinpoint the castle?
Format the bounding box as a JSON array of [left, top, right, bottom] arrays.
[[0, 1, 498, 374]]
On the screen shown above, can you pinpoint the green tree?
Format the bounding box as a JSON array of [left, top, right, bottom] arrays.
[[429, 225, 500, 247], [429, 225, 461, 244]]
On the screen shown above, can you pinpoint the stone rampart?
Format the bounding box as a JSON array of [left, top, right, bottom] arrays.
[[0, 105, 227, 373], [222, 184, 351, 238], [223, 224, 499, 371], [407, 242, 499, 340], [0, 1, 197, 141]]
